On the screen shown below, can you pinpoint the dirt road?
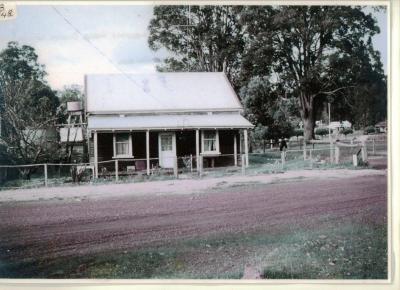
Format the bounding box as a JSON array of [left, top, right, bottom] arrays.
[[0, 170, 387, 262]]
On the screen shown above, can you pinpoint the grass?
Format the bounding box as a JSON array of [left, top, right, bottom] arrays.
[[0, 212, 387, 279], [1, 146, 379, 191]]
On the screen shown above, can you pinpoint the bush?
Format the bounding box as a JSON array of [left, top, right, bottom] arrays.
[[364, 126, 376, 135], [315, 128, 329, 137], [342, 128, 353, 136], [292, 129, 304, 138]]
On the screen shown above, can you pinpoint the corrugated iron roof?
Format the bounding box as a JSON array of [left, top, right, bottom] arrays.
[[86, 72, 243, 113], [87, 113, 253, 130]]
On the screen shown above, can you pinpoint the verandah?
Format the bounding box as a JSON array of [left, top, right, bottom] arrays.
[[91, 129, 249, 178]]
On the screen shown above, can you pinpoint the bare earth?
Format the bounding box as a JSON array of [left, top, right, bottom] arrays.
[[0, 168, 387, 262]]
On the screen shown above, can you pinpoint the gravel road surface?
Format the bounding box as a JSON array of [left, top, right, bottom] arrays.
[[0, 170, 386, 261]]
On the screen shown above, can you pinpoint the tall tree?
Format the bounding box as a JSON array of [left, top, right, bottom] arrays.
[[324, 38, 387, 128], [0, 42, 60, 168], [240, 76, 297, 141], [148, 5, 245, 87], [241, 6, 384, 140]]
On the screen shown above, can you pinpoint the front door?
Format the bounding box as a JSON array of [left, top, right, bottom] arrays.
[[158, 132, 176, 168]]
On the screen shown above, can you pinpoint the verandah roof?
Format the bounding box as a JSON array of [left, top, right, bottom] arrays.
[[87, 113, 253, 131]]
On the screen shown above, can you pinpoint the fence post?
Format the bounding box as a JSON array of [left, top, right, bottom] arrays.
[[281, 151, 285, 170], [361, 142, 368, 162], [174, 156, 178, 178], [303, 144, 307, 161], [372, 139, 376, 155], [335, 145, 340, 164], [353, 154, 358, 167], [44, 163, 48, 187], [190, 154, 193, 172], [309, 149, 313, 168], [270, 139, 273, 150], [115, 159, 119, 182], [241, 154, 246, 175]]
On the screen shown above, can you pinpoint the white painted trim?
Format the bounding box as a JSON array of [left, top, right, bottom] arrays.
[[146, 130, 150, 175], [158, 132, 177, 168], [94, 131, 98, 178], [87, 108, 243, 115], [129, 134, 133, 156], [113, 133, 116, 157], [196, 129, 200, 172], [88, 125, 254, 132], [112, 132, 133, 158], [201, 129, 221, 155]]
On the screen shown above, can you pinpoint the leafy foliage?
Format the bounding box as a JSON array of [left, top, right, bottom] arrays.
[[315, 128, 329, 137], [364, 126, 376, 135], [240, 6, 385, 140], [148, 6, 245, 87], [342, 128, 354, 136], [240, 76, 296, 140], [292, 129, 304, 139], [149, 6, 386, 142], [0, 42, 60, 166]]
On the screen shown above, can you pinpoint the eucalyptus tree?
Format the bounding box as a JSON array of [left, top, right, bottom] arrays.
[[148, 5, 245, 87], [148, 5, 386, 141], [241, 6, 385, 140], [0, 42, 59, 169]]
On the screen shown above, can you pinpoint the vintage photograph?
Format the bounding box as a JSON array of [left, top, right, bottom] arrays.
[[0, 2, 388, 280]]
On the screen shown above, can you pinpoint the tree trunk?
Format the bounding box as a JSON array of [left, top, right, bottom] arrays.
[[303, 113, 315, 142], [300, 91, 316, 142]]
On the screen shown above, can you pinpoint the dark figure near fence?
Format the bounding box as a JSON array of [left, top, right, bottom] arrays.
[[279, 138, 288, 151]]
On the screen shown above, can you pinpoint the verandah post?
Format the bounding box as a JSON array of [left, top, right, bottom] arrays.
[[146, 130, 150, 175], [174, 156, 178, 178], [233, 133, 237, 166], [199, 155, 203, 176], [115, 159, 119, 182], [94, 131, 99, 178], [196, 129, 200, 172], [241, 154, 245, 175]]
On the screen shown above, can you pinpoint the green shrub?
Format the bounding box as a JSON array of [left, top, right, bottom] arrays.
[[364, 126, 376, 135], [342, 128, 353, 136], [315, 128, 329, 137], [292, 129, 303, 139]]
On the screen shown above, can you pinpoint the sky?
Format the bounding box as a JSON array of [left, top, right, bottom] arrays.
[[0, 5, 388, 90]]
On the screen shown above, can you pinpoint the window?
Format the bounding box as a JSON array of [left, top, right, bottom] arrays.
[[202, 130, 220, 154], [160, 134, 173, 151], [114, 133, 132, 157]]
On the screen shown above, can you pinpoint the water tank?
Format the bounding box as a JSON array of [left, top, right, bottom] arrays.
[[67, 101, 83, 112]]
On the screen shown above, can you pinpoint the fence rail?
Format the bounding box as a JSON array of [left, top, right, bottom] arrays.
[[0, 139, 386, 191]]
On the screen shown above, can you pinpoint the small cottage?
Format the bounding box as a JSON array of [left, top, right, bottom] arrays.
[[85, 72, 253, 177]]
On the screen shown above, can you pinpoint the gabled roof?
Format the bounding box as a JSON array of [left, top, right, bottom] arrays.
[[86, 72, 243, 114]]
